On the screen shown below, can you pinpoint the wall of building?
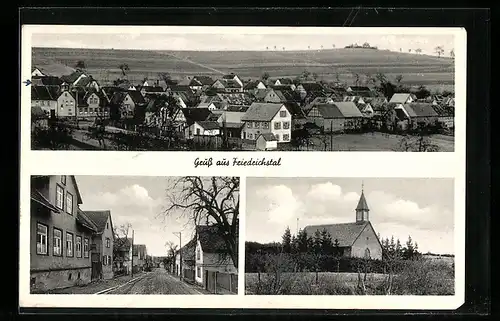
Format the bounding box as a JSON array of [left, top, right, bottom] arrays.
[[256, 136, 277, 150], [31, 267, 91, 293], [57, 92, 76, 117], [242, 105, 291, 142], [351, 223, 383, 260]]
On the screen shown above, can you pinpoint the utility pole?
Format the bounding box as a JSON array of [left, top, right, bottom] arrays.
[[173, 232, 182, 281], [296, 218, 299, 235], [131, 229, 134, 278]]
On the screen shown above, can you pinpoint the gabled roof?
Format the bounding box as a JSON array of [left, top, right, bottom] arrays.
[[127, 90, 146, 105], [60, 71, 86, 84], [69, 176, 83, 204], [334, 102, 364, 118], [315, 104, 344, 118], [222, 73, 239, 80], [196, 225, 231, 254], [31, 106, 47, 119], [31, 188, 59, 212], [181, 108, 213, 125], [404, 103, 439, 117], [141, 86, 164, 93], [244, 80, 264, 90], [348, 86, 371, 92], [304, 222, 370, 247], [31, 85, 59, 101], [284, 102, 306, 119], [76, 209, 99, 232], [197, 121, 220, 130], [389, 93, 415, 104], [32, 76, 63, 86], [276, 78, 293, 85], [222, 79, 242, 88], [192, 76, 214, 86], [299, 82, 324, 92], [241, 103, 284, 122], [258, 133, 278, 141], [226, 105, 250, 112], [83, 210, 111, 233], [169, 85, 193, 93]]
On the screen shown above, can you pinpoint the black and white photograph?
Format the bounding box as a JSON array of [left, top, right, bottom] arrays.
[[28, 26, 456, 152], [245, 177, 455, 295], [30, 175, 239, 295]]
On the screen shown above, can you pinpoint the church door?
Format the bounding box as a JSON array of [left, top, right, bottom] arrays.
[[364, 248, 371, 259]]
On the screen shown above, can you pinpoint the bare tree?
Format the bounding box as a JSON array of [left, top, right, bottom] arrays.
[[415, 48, 422, 55], [434, 46, 445, 58], [160, 177, 240, 268], [353, 73, 360, 86], [119, 63, 130, 77]]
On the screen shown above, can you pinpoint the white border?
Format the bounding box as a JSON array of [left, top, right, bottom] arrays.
[[20, 25, 466, 310]]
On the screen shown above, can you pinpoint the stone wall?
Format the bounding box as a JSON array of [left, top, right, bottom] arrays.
[[30, 267, 91, 293]]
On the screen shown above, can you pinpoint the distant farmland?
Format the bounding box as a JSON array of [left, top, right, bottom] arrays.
[[32, 47, 454, 91]]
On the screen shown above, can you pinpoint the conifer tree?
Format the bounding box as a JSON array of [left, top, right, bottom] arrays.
[[282, 227, 292, 253]]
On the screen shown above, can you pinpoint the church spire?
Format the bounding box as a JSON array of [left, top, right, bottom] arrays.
[[355, 183, 370, 222]]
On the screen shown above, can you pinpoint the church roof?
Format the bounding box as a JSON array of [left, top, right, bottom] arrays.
[[356, 191, 369, 211], [304, 222, 370, 247]]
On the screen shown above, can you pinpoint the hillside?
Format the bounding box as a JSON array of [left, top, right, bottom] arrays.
[[32, 47, 454, 90]]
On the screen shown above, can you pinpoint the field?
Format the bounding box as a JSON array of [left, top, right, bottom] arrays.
[[245, 259, 455, 295], [299, 133, 454, 152], [32, 47, 454, 91]]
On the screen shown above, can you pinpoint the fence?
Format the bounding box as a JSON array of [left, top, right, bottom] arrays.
[[205, 271, 238, 294]]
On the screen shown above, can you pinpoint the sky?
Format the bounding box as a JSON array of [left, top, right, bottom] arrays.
[[246, 178, 455, 255], [75, 176, 198, 257], [32, 32, 455, 57]]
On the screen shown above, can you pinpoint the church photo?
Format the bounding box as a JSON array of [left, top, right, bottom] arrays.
[[244, 177, 455, 296]]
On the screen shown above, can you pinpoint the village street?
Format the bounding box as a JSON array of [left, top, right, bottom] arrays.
[[46, 268, 208, 295]]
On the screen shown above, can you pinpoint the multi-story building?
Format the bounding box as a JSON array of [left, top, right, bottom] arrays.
[[241, 102, 292, 143]]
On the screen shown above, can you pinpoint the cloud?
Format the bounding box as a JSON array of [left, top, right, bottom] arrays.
[[255, 185, 303, 224]]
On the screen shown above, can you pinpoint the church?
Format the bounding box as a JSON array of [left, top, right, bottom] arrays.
[[304, 186, 383, 260]]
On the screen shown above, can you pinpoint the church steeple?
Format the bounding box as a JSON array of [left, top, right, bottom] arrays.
[[355, 182, 369, 223]]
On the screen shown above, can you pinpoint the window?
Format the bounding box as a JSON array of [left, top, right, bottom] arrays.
[[56, 185, 64, 210], [196, 266, 201, 278], [196, 247, 201, 260], [61, 175, 66, 185], [196, 128, 201, 135], [283, 121, 290, 129], [53, 228, 62, 256], [103, 255, 107, 265], [66, 232, 74, 257], [248, 133, 253, 140], [108, 256, 112, 265], [66, 192, 73, 215], [274, 122, 281, 130], [254, 122, 260, 128], [280, 110, 287, 117], [76, 236, 82, 258], [263, 122, 270, 129], [106, 238, 110, 248], [283, 134, 290, 141], [275, 134, 280, 141], [79, 107, 84, 113], [84, 238, 89, 258], [106, 223, 109, 229], [36, 223, 48, 255]]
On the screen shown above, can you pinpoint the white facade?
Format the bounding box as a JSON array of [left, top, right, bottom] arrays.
[[185, 122, 220, 139], [57, 91, 76, 117], [350, 223, 383, 260]]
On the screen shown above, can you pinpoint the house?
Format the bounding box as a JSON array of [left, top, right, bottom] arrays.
[[32, 67, 46, 77], [56, 90, 77, 118], [362, 97, 388, 116], [133, 244, 148, 272], [343, 95, 367, 105], [433, 105, 455, 128], [306, 102, 364, 132], [216, 93, 253, 107], [60, 71, 89, 89], [194, 224, 238, 292], [110, 90, 146, 119], [215, 110, 246, 138], [263, 88, 284, 103], [78, 90, 109, 120], [271, 84, 297, 92], [31, 86, 59, 117], [174, 238, 196, 280], [82, 210, 114, 280], [139, 86, 165, 97], [394, 103, 439, 130], [196, 101, 218, 111], [241, 102, 292, 143], [180, 108, 214, 138], [304, 187, 383, 260], [243, 80, 267, 93], [114, 237, 133, 275], [346, 86, 371, 93], [284, 102, 307, 129], [256, 133, 278, 151], [296, 82, 325, 99], [222, 73, 244, 88], [273, 78, 294, 87], [389, 93, 417, 105], [31, 76, 63, 87], [73, 75, 100, 92], [189, 76, 215, 92], [30, 175, 98, 292], [185, 121, 221, 139]]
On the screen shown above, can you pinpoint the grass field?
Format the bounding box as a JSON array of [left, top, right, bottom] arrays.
[[32, 47, 454, 91], [301, 132, 454, 152]]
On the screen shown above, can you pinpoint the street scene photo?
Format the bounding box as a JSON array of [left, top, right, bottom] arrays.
[[245, 177, 455, 295], [29, 26, 454, 151], [30, 175, 239, 295]]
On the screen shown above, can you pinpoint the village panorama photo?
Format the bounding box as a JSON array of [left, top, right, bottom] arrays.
[[245, 177, 455, 295], [27, 26, 456, 152], [29, 175, 239, 295]]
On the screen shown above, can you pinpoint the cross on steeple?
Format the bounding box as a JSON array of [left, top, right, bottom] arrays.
[[355, 182, 370, 223]]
